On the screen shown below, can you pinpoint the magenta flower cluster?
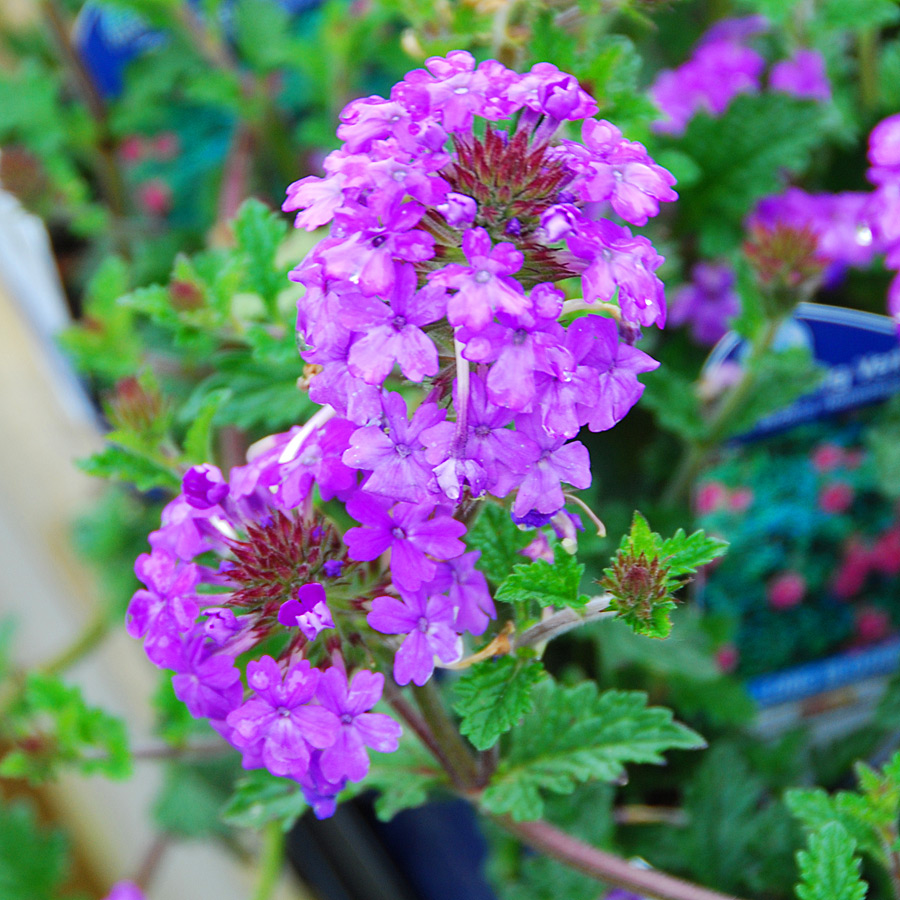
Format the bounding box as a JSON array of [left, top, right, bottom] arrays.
[[129, 51, 674, 817], [650, 16, 831, 136], [744, 113, 900, 331]]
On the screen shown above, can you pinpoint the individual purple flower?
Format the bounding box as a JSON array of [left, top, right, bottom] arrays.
[[769, 49, 831, 102], [103, 882, 145, 900], [278, 582, 336, 642], [571, 316, 660, 432], [341, 265, 446, 384], [459, 284, 569, 412], [569, 120, 678, 226], [511, 413, 591, 517], [283, 172, 348, 230], [568, 219, 666, 328], [128, 550, 200, 640], [669, 262, 741, 345], [428, 550, 496, 636], [226, 657, 340, 778], [342, 391, 444, 502], [343, 494, 466, 591], [508, 62, 598, 121], [402, 50, 487, 133], [650, 37, 764, 135], [321, 198, 434, 297], [869, 113, 900, 174], [182, 463, 229, 509], [429, 227, 529, 330], [171, 636, 243, 722], [266, 417, 358, 506], [436, 191, 477, 227], [420, 373, 539, 500], [367, 591, 461, 685], [316, 667, 402, 782]]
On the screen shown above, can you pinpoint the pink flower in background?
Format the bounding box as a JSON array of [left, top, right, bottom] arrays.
[[728, 487, 754, 513], [811, 442, 844, 472], [715, 643, 739, 673], [767, 571, 806, 609], [769, 49, 831, 102], [832, 539, 873, 599], [872, 526, 900, 576], [696, 481, 728, 514], [137, 178, 172, 217], [855, 607, 891, 643], [819, 482, 855, 514], [103, 883, 145, 900]]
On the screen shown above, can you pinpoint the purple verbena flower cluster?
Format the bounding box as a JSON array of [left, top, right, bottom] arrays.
[[745, 113, 900, 332], [650, 16, 830, 135], [669, 262, 740, 345], [130, 51, 674, 816]]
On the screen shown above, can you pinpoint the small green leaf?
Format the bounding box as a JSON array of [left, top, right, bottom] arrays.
[[453, 657, 547, 751], [233, 198, 288, 304], [77, 444, 181, 493], [659, 529, 729, 579], [222, 770, 308, 831], [495, 545, 586, 609], [641, 368, 706, 442], [0, 799, 68, 900], [795, 822, 867, 900], [181, 388, 230, 464], [0, 674, 130, 783], [467, 504, 532, 586], [482, 681, 704, 821]]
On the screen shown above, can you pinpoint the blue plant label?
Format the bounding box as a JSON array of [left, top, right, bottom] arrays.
[[706, 302, 900, 440]]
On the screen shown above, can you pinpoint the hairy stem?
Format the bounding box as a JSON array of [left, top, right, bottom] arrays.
[[662, 316, 781, 507], [134, 833, 171, 892], [251, 821, 285, 900], [42, 0, 130, 235], [495, 816, 746, 900], [42, 611, 110, 676], [858, 28, 880, 113], [513, 596, 613, 649], [411, 680, 479, 790], [381, 676, 455, 775]]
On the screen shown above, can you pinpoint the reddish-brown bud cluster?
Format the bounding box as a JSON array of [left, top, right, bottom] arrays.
[[107, 376, 168, 436], [601, 550, 673, 626], [224, 510, 346, 614], [421, 125, 578, 287], [744, 222, 825, 300]]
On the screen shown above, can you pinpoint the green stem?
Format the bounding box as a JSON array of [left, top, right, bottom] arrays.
[[42, 611, 111, 676], [411, 680, 480, 790], [661, 316, 782, 508], [42, 0, 130, 240], [251, 821, 285, 900], [858, 28, 880, 113], [495, 816, 746, 900]]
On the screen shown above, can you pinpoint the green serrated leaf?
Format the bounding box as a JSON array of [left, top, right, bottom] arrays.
[[677, 94, 827, 256], [0, 799, 68, 900], [659, 529, 729, 578], [641, 368, 706, 441], [233, 198, 288, 304], [0, 674, 130, 783], [181, 388, 230, 464], [453, 658, 547, 751], [481, 681, 704, 821], [467, 504, 532, 586], [222, 770, 308, 831], [786, 789, 882, 863], [495, 545, 586, 609], [796, 822, 867, 900], [77, 444, 181, 492]]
